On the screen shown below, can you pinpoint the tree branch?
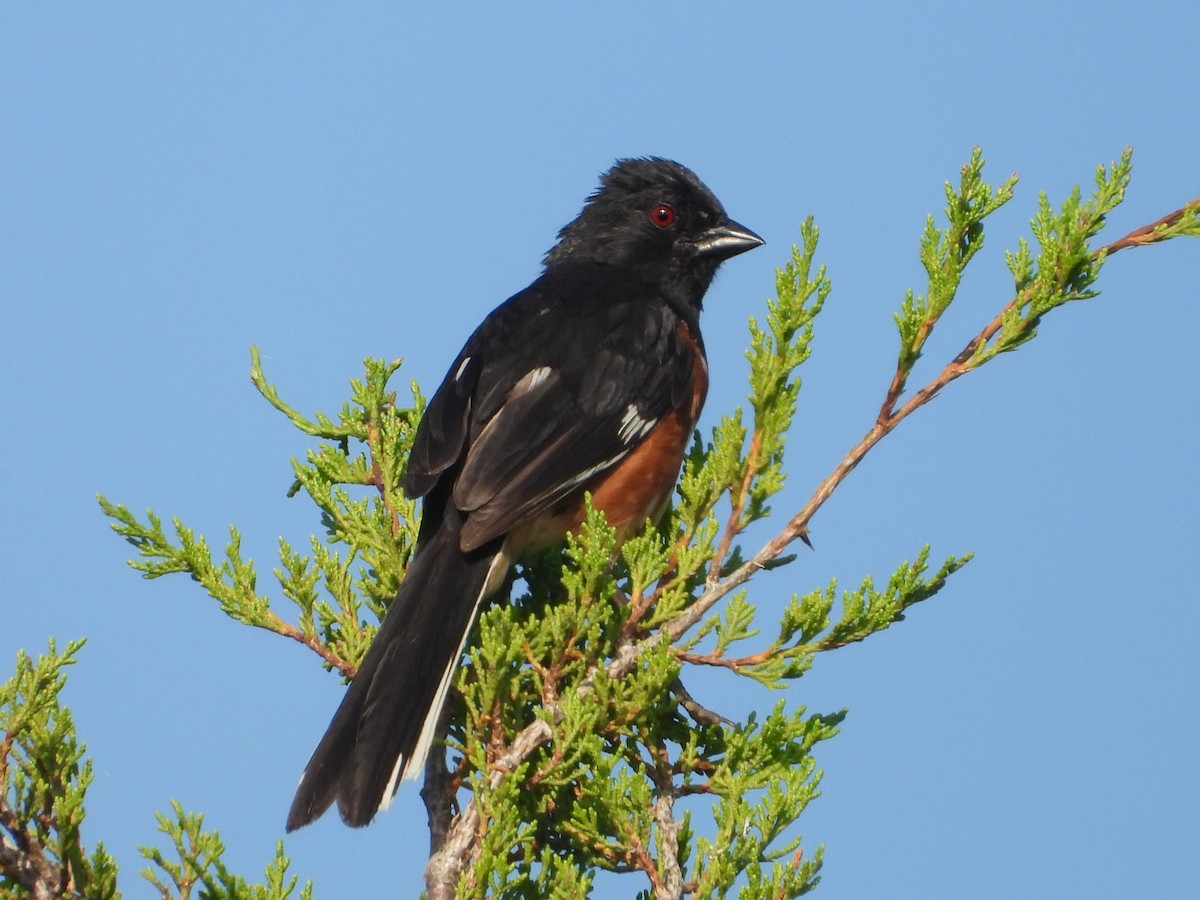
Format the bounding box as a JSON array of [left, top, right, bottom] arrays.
[[0, 798, 65, 900], [263, 612, 357, 677], [661, 201, 1197, 647], [423, 718, 554, 898]]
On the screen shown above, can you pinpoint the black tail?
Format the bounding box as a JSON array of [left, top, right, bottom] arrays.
[[286, 509, 501, 830]]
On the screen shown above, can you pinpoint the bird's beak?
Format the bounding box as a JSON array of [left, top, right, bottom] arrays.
[[695, 218, 765, 260]]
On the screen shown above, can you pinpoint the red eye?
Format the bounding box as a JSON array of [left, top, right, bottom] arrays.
[[649, 203, 676, 229]]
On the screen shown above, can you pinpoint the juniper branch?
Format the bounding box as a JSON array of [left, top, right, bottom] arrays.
[[665, 152, 1194, 646]]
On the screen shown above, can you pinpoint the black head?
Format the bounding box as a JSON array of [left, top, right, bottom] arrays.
[[544, 158, 763, 311]]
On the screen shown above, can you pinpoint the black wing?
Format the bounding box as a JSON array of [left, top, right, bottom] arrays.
[[403, 266, 697, 551]]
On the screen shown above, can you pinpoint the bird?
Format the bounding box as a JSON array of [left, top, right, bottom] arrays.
[[286, 157, 763, 830]]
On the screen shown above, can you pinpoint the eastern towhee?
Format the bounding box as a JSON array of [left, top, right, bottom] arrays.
[[286, 158, 763, 830]]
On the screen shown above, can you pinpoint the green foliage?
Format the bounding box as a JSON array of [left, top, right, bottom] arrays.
[[692, 702, 838, 897], [0, 644, 314, 900], [0, 638, 119, 900], [679, 547, 971, 691], [97, 348, 427, 676], [977, 149, 1133, 364], [894, 148, 1018, 383], [140, 801, 313, 900], [743, 219, 831, 521]]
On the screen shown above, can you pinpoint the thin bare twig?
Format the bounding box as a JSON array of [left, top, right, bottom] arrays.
[[671, 677, 734, 728], [264, 612, 356, 676], [1101, 201, 1198, 253], [707, 431, 763, 586]]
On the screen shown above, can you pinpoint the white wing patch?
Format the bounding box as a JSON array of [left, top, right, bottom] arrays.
[[618, 403, 656, 445], [560, 452, 630, 494], [454, 355, 473, 382], [509, 365, 554, 398]]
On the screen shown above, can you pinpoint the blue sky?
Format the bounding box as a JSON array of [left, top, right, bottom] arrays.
[[3, 4, 1197, 897]]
